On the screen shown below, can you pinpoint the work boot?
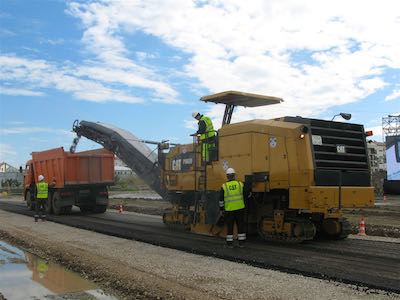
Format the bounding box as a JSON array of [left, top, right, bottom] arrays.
[[41, 215, 46, 222], [238, 240, 245, 248], [34, 215, 39, 222]]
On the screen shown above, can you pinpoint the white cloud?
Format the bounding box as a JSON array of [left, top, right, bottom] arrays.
[[0, 127, 53, 135], [184, 119, 198, 131], [66, 2, 180, 103], [385, 89, 400, 101], [8, 121, 25, 125], [364, 125, 384, 142], [2, 1, 399, 112], [75, 66, 177, 100], [0, 52, 178, 103], [0, 126, 74, 137], [0, 144, 17, 157], [65, 0, 400, 119], [0, 55, 142, 103], [136, 51, 158, 61], [44, 38, 65, 45], [0, 28, 15, 37], [0, 128, 76, 166], [0, 87, 44, 97], [0, 144, 20, 167]]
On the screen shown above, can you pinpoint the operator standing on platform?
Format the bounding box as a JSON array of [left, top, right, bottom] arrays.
[[219, 168, 247, 248], [192, 112, 216, 162], [35, 175, 48, 222]]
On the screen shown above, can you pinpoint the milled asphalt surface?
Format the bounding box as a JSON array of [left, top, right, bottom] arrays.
[[0, 199, 399, 294]]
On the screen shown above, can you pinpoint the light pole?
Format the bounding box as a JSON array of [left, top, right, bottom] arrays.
[[331, 113, 352, 121]]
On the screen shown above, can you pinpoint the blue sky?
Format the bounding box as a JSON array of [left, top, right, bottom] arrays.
[[1, 0, 399, 168]]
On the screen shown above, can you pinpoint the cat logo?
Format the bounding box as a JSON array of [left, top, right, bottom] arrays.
[[336, 145, 346, 153]]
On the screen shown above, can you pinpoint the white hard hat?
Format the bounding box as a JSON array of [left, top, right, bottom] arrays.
[[226, 168, 235, 175], [192, 112, 200, 118], [38, 175, 44, 181]]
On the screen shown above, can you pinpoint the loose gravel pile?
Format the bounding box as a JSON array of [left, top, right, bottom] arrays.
[[0, 210, 399, 300]]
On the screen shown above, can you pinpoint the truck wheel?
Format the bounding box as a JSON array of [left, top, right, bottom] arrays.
[[94, 205, 107, 213], [52, 192, 62, 215], [63, 205, 72, 215], [80, 206, 93, 214], [45, 197, 53, 214], [26, 192, 35, 211]]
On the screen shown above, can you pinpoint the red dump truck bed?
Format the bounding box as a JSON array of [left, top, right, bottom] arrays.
[[28, 147, 114, 188]]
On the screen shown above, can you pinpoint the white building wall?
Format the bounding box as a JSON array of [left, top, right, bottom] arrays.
[[367, 141, 386, 173], [114, 157, 135, 177]]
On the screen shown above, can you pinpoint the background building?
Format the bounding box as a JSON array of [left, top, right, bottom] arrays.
[[367, 141, 386, 173], [114, 157, 135, 178], [382, 114, 400, 194], [0, 162, 24, 187]]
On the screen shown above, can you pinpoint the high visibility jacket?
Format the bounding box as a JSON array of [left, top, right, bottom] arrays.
[[222, 180, 245, 211], [200, 116, 215, 140], [37, 259, 49, 274], [36, 182, 48, 199]]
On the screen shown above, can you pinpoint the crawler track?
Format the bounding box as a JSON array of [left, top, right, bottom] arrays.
[[1, 200, 399, 293]]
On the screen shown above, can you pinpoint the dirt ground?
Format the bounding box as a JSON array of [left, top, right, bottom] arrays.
[[1, 210, 399, 300], [109, 198, 169, 216], [344, 195, 400, 238]]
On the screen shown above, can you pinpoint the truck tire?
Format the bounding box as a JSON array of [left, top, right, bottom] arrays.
[[26, 192, 35, 211], [52, 192, 62, 215], [80, 206, 94, 214], [45, 197, 53, 214], [94, 205, 107, 213], [62, 205, 72, 214]]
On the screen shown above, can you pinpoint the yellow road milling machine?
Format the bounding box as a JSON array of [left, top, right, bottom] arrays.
[[72, 91, 375, 243]]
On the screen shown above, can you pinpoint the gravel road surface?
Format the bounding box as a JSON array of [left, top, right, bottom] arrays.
[[1, 199, 399, 294], [0, 209, 399, 299]]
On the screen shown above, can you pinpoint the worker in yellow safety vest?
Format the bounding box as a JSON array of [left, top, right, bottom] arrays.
[[36, 258, 49, 279], [219, 168, 247, 248], [35, 174, 48, 222], [192, 112, 216, 163]]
